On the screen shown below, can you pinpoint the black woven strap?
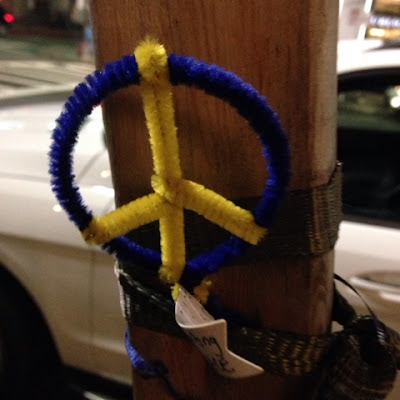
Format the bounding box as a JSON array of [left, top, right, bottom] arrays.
[[118, 269, 332, 376], [122, 163, 342, 262], [262, 162, 342, 256], [116, 164, 344, 375], [118, 268, 400, 378], [228, 326, 331, 376]]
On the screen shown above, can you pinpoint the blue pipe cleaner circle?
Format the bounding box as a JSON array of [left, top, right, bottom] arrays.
[[49, 53, 290, 290]]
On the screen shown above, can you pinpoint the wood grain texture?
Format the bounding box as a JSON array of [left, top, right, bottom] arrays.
[[89, 1, 338, 398]]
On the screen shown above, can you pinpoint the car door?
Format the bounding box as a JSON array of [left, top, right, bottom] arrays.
[[335, 67, 400, 399], [79, 150, 132, 384]]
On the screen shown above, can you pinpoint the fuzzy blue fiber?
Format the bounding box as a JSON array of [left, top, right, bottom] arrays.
[[168, 54, 291, 289], [125, 330, 192, 399], [48, 52, 290, 291], [49, 55, 139, 231]]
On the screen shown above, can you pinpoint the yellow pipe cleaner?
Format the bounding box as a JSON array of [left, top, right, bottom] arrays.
[[81, 38, 267, 303], [135, 38, 186, 285]]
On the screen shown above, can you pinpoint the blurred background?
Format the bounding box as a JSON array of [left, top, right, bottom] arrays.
[[0, 1, 399, 400], [0, 0, 93, 63]]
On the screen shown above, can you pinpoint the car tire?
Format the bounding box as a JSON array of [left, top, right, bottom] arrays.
[[0, 282, 62, 400]]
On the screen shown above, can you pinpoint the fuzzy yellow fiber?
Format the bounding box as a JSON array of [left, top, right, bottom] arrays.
[[81, 38, 267, 304], [135, 38, 186, 287], [134, 37, 169, 83], [193, 280, 213, 305], [171, 281, 212, 305], [81, 193, 167, 245], [151, 175, 267, 245], [171, 283, 181, 301]]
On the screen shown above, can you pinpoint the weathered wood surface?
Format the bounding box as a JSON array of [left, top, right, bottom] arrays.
[[90, 1, 338, 398]]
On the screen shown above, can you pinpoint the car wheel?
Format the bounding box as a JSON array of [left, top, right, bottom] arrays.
[[0, 283, 61, 399]]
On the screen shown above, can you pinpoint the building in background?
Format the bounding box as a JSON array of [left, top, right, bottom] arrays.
[[3, 0, 77, 31], [368, 0, 400, 39], [3, 0, 400, 41], [339, 0, 400, 40], [339, 0, 371, 40]]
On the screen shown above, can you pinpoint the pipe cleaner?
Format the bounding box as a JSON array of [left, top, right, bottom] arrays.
[[49, 37, 290, 393], [49, 37, 290, 303]]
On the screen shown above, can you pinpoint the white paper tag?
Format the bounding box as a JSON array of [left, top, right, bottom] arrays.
[[175, 287, 264, 378]]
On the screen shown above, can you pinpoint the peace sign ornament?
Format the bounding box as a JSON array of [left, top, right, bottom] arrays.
[[49, 38, 290, 303]]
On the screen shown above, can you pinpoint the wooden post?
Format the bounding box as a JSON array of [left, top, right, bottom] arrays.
[[89, 1, 338, 398]]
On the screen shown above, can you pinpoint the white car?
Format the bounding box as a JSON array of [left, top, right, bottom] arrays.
[[335, 39, 400, 399], [336, 40, 400, 320], [0, 40, 399, 398]]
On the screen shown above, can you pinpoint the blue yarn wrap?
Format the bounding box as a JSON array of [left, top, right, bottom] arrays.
[[125, 330, 192, 400]]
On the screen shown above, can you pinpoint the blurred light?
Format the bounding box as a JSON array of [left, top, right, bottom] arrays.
[[83, 392, 106, 400], [380, 292, 400, 304], [47, 121, 57, 131], [364, 0, 373, 14], [357, 24, 367, 40], [4, 13, 14, 23], [52, 204, 62, 213], [100, 169, 111, 178], [369, 28, 386, 38], [390, 96, 400, 109]]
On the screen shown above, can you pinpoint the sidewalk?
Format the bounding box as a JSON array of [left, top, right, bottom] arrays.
[[0, 34, 95, 101], [2, 33, 93, 63]]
